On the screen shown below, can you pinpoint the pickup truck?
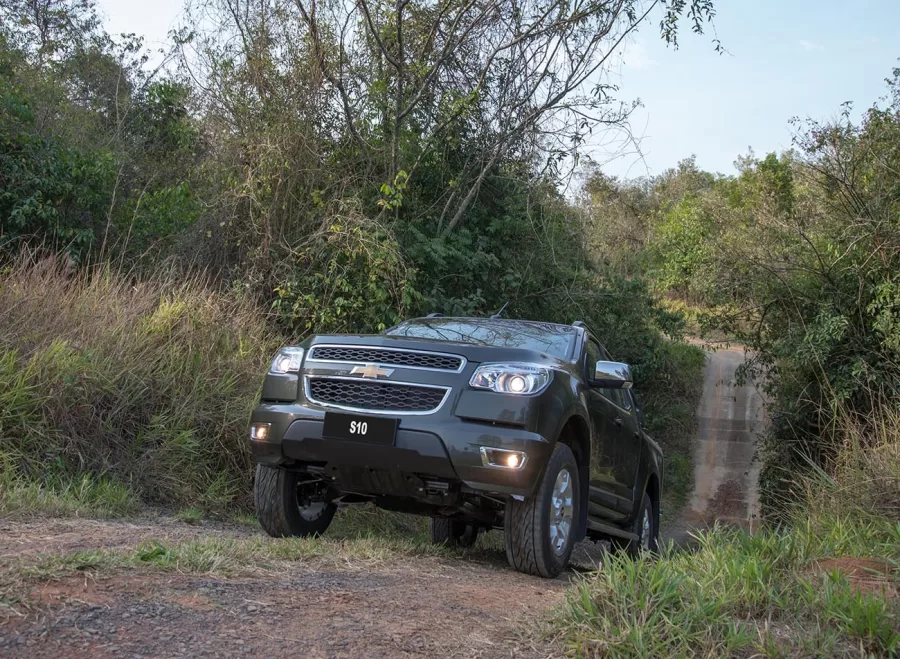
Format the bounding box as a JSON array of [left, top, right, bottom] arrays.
[[249, 316, 662, 577]]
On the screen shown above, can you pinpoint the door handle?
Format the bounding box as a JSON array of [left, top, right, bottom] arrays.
[[614, 417, 623, 428]]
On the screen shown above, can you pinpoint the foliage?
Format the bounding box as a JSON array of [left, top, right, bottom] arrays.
[[727, 76, 900, 515], [553, 412, 900, 657], [272, 213, 418, 334], [0, 0, 718, 336], [0, 254, 278, 511], [647, 195, 717, 302], [581, 68, 900, 516], [0, 72, 113, 260]]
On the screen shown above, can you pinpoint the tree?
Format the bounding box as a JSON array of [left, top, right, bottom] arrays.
[[182, 0, 717, 234]]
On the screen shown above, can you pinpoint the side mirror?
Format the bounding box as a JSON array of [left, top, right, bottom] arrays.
[[591, 361, 633, 389]]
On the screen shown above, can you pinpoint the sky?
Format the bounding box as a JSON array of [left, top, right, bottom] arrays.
[[95, 0, 900, 180], [593, 0, 900, 179]]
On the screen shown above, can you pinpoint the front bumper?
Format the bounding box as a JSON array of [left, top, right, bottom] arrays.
[[249, 403, 553, 497]]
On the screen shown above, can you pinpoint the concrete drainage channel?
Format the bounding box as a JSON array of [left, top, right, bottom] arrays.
[[678, 345, 765, 538]]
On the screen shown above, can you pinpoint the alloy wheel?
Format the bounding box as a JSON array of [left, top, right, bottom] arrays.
[[549, 468, 574, 555]]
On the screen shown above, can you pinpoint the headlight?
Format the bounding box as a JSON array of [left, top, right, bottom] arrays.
[[469, 362, 552, 395], [269, 347, 304, 374]]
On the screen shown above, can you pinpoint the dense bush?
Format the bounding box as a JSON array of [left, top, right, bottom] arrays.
[[0, 74, 114, 259], [0, 254, 277, 510]]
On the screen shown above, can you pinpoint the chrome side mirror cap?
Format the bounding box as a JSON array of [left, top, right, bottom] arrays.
[[592, 361, 633, 389]]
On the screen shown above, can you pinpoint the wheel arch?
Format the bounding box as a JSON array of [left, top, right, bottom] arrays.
[[555, 412, 591, 541], [628, 463, 662, 526]]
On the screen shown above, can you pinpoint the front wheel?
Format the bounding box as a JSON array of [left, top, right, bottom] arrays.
[[504, 442, 580, 578], [254, 465, 337, 538]]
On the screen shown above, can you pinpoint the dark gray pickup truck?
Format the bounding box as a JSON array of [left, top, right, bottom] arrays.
[[249, 316, 662, 577]]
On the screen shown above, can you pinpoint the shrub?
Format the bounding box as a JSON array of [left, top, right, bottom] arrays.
[[273, 210, 418, 334], [0, 253, 279, 511]]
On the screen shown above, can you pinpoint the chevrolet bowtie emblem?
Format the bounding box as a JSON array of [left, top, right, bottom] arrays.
[[350, 363, 394, 379]]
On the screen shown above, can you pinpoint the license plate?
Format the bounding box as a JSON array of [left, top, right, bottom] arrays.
[[322, 412, 398, 445]]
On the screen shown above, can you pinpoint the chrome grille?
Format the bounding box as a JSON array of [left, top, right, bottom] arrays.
[[306, 377, 448, 414], [308, 346, 463, 372]]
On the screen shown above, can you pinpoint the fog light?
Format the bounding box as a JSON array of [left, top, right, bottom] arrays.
[[250, 423, 271, 441], [480, 447, 527, 470]]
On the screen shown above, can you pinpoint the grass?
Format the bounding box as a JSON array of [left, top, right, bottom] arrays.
[[0, 253, 279, 512], [11, 533, 462, 582], [552, 409, 900, 658], [660, 451, 692, 521], [176, 507, 205, 525], [0, 470, 139, 518], [0, 505, 507, 613], [556, 520, 899, 657], [227, 510, 260, 527]]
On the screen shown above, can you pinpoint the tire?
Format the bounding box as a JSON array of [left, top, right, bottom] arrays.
[[254, 464, 336, 538], [611, 491, 658, 557], [429, 518, 479, 547], [504, 442, 580, 578]]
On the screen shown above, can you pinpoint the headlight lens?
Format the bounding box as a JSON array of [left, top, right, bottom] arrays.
[[269, 347, 304, 374], [469, 362, 552, 395]]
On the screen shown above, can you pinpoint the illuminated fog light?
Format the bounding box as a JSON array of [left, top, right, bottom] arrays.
[[480, 447, 527, 470], [250, 423, 271, 441]]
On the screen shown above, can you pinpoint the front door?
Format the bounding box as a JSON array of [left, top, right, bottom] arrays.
[[584, 338, 632, 520], [604, 387, 642, 504]]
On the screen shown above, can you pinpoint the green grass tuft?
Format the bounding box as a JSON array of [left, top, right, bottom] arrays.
[[556, 518, 899, 657], [176, 507, 205, 525], [0, 469, 139, 518]]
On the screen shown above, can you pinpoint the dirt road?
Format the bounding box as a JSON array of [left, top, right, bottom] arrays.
[[0, 347, 764, 658], [0, 518, 565, 658]]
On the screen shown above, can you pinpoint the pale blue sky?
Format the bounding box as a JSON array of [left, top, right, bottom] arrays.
[[97, 0, 899, 180], [596, 0, 900, 178]]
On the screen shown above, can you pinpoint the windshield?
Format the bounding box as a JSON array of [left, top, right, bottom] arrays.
[[385, 318, 576, 359]]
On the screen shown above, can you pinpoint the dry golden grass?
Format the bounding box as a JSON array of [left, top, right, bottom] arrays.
[[0, 252, 279, 511]]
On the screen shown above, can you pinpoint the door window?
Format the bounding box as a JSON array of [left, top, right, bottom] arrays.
[[610, 387, 632, 411], [583, 338, 603, 380]]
